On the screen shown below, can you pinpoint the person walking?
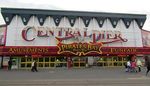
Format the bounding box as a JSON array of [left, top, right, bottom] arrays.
[[136, 59, 142, 72], [126, 60, 131, 72], [124, 62, 128, 72], [8, 59, 12, 70], [31, 61, 35, 72], [144, 56, 150, 76], [145, 56, 150, 76], [146, 62, 150, 76], [31, 60, 38, 72], [131, 61, 137, 72], [34, 61, 38, 72]]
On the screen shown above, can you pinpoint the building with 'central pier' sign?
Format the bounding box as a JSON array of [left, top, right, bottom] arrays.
[[0, 8, 149, 69]]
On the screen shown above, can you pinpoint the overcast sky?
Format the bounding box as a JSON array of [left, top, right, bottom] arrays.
[[0, 0, 150, 31]]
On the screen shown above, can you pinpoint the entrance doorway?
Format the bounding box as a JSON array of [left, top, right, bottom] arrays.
[[72, 57, 86, 68], [20, 56, 67, 69], [11, 57, 19, 69], [13, 55, 131, 69]]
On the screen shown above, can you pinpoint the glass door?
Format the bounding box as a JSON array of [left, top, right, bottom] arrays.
[[11, 57, 19, 69], [55, 57, 67, 67], [97, 57, 104, 66], [72, 57, 86, 68], [112, 56, 127, 67]]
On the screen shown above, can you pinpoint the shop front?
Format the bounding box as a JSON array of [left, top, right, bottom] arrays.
[[13, 55, 128, 69], [0, 46, 149, 69], [0, 8, 148, 69]]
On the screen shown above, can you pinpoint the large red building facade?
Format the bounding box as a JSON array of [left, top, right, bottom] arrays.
[[0, 8, 149, 69]]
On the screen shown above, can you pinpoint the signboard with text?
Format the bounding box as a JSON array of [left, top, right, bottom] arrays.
[[0, 46, 150, 56]]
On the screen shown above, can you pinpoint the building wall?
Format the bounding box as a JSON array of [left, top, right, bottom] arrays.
[[142, 30, 150, 47], [6, 15, 143, 47], [0, 25, 6, 45]]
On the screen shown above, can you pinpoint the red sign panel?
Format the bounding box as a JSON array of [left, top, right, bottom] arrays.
[[0, 46, 150, 56]]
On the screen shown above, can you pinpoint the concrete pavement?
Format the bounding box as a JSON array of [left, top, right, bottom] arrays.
[[0, 67, 150, 86]]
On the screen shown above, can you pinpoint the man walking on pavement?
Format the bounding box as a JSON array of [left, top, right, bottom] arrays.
[[31, 60, 38, 72], [8, 59, 12, 70]]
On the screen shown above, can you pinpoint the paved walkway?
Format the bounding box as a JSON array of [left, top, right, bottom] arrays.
[[0, 67, 150, 86]]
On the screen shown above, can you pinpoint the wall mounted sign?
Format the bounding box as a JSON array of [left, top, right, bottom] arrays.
[[1, 46, 150, 56], [21, 26, 128, 44], [57, 42, 103, 56]]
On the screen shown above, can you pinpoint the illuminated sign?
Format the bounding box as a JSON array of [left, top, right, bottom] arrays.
[[57, 42, 103, 56]]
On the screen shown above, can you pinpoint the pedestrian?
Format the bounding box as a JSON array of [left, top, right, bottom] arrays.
[[136, 59, 142, 72], [8, 59, 12, 70], [34, 61, 38, 72], [131, 61, 137, 72], [146, 62, 150, 76], [145, 56, 150, 76], [31, 61, 35, 72], [126, 60, 131, 72], [124, 62, 128, 72], [31, 60, 38, 72]]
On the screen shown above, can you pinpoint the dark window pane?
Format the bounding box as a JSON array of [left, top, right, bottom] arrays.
[[97, 62, 103, 66], [80, 63, 85, 67], [50, 63, 55, 67], [45, 58, 49, 62], [21, 64, 25, 67], [39, 63, 43, 67], [27, 58, 32, 62], [45, 63, 49, 67], [27, 63, 31, 67], [39, 58, 43, 62], [74, 63, 79, 66], [21, 58, 26, 62], [51, 57, 55, 62]]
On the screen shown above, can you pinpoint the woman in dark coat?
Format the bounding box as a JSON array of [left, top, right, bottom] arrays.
[[145, 56, 150, 76], [34, 61, 38, 72], [146, 62, 150, 76], [8, 59, 12, 70]]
